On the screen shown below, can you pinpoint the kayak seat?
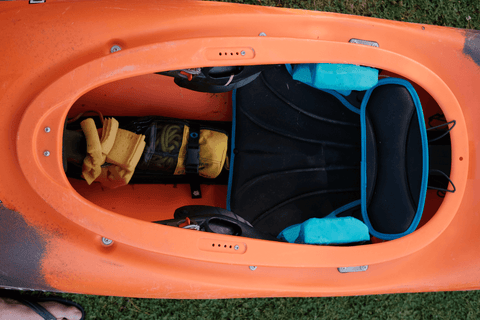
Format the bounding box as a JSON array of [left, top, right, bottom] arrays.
[[228, 65, 428, 240], [361, 79, 428, 240], [228, 65, 363, 237]]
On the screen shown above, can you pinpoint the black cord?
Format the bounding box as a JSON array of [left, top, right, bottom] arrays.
[[428, 169, 456, 195], [427, 113, 456, 143], [427, 120, 456, 142], [428, 113, 446, 127]]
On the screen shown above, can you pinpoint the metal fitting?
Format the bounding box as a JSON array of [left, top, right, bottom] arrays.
[[101, 237, 113, 246], [110, 45, 122, 53]]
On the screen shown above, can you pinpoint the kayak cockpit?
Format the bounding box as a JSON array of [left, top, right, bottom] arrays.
[[64, 64, 454, 246]]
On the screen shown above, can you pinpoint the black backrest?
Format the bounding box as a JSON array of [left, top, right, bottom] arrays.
[[361, 79, 428, 239]]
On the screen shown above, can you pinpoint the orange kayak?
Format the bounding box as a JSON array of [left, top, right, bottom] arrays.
[[0, 0, 479, 298]]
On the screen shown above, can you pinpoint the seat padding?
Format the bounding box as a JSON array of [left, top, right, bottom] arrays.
[[229, 66, 363, 236], [361, 79, 428, 239]]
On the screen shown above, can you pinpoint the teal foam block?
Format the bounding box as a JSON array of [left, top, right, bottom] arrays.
[[278, 217, 370, 245], [291, 63, 378, 92]]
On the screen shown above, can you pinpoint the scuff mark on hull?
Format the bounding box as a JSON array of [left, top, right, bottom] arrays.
[[0, 203, 53, 291], [464, 30, 480, 67]]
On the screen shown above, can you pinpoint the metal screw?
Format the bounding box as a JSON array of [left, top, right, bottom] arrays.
[[422, 26, 425, 30], [240, 51, 246, 56], [102, 237, 113, 246], [110, 45, 122, 53], [44, 127, 51, 133], [193, 191, 200, 197], [234, 245, 239, 250], [43, 151, 50, 157], [259, 32, 267, 37], [249, 266, 257, 271]]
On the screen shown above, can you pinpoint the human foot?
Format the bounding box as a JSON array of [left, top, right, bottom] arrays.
[[0, 295, 84, 320]]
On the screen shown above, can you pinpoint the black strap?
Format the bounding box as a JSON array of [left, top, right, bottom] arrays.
[[17, 297, 57, 320], [186, 124, 202, 198]]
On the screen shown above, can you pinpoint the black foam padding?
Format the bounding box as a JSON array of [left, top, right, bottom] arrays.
[[231, 66, 363, 236], [365, 84, 424, 234]]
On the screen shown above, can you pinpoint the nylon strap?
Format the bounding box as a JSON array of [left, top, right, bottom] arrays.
[[186, 124, 202, 198]]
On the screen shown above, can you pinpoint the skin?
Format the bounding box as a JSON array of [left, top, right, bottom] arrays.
[[0, 297, 82, 320]]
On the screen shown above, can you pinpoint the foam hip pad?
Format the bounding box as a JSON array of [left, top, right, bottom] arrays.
[[290, 63, 378, 92], [278, 217, 370, 245]]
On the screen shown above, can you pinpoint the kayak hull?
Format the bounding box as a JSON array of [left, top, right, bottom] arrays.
[[0, 0, 479, 298]]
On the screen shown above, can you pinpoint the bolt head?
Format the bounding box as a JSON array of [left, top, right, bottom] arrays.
[[259, 32, 267, 37], [44, 127, 51, 133], [43, 150, 50, 157], [234, 245, 239, 250], [240, 51, 246, 56], [249, 266, 257, 271], [102, 237, 113, 246], [110, 45, 122, 53]]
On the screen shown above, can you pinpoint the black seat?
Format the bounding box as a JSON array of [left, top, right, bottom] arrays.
[[361, 80, 428, 239], [228, 66, 363, 236], [229, 66, 429, 240]]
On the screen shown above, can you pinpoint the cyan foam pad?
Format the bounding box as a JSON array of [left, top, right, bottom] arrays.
[[291, 63, 378, 92], [277, 217, 370, 245]]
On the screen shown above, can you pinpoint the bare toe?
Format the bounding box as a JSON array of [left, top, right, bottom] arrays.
[[39, 301, 83, 320], [0, 297, 83, 320]]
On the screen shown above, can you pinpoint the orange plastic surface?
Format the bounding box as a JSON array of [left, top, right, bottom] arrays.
[[70, 74, 232, 121], [0, 0, 478, 298]]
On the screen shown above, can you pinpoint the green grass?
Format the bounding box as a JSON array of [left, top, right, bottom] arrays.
[[19, 290, 480, 319], [217, 0, 480, 29], [15, 1, 480, 319]]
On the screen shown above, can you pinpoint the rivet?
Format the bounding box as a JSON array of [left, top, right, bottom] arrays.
[[102, 237, 113, 246], [249, 266, 257, 271], [259, 32, 267, 37], [44, 127, 51, 133], [240, 51, 246, 56], [43, 151, 50, 157], [110, 45, 122, 53], [234, 245, 239, 250]]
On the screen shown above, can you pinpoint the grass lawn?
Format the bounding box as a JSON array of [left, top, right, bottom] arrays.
[[221, 0, 479, 29], [17, 0, 480, 319], [19, 290, 480, 319]]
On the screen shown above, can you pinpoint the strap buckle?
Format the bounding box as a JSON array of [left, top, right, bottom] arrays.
[[185, 147, 199, 174]]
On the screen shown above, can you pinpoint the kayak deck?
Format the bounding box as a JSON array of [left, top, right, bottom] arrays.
[[67, 68, 447, 238]]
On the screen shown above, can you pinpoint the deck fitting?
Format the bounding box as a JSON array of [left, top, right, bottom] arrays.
[[110, 45, 122, 53], [102, 237, 113, 246]]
